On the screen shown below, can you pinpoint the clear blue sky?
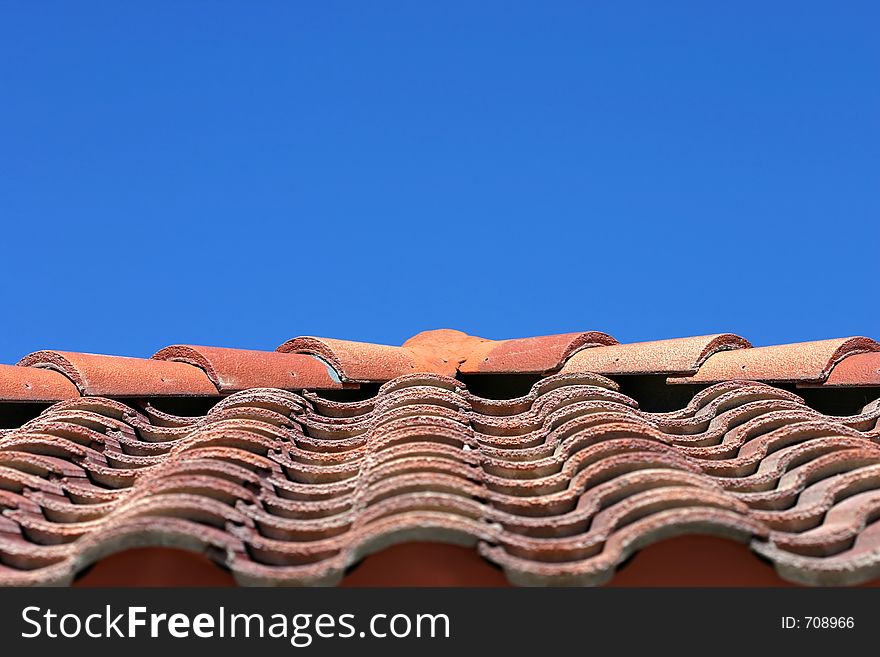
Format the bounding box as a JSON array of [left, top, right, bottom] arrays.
[[1, 2, 877, 363]]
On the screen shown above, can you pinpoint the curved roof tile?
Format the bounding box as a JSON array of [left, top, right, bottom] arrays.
[[277, 337, 417, 382], [669, 337, 880, 384], [459, 331, 618, 374], [18, 351, 219, 397], [2, 374, 880, 586], [153, 345, 344, 392], [0, 364, 81, 402], [562, 334, 751, 376], [282, 329, 620, 380], [6, 332, 879, 397], [800, 352, 880, 388]]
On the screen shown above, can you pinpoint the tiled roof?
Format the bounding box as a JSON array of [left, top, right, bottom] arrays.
[[1, 329, 880, 586]]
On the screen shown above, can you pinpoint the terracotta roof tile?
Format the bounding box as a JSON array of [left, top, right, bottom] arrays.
[[402, 329, 489, 376], [562, 334, 751, 376], [17, 351, 218, 397], [152, 345, 345, 392], [1, 369, 879, 586], [278, 330, 618, 381], [457, 331, 618, 374], [276, 337, 417, 382], [800, 352, 880, 388], [0, 364, 81, 402], [3, 329, 880, 587], [669, 337, 880, 384]]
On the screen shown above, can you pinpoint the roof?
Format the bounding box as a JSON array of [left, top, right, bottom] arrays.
[[1, 329, 880, 586]]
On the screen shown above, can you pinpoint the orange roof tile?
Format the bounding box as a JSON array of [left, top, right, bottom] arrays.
[[17, 351, 218, 397], [668, 337, 880, 384], [457, 331, 617, 374], [153, 345, 344, 392], [2, 329, 880, 587], [800, 351, 880, 388], [0, 364, 80, 402], [1, 373, 879, 586], [276, 336, 417, 382], [562, 334, 751, 376]]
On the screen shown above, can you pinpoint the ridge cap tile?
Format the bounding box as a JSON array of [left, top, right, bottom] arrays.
[[458, 331, 618, 375], [562, 333, 752, 376], [403, 329, 490, 377], [798, 351, 880, 388], [668, 336, 880, 384], [153, 345, 346, 392], [4, 330, 878, 401], [276, 336, 417, 382], [17, 350, 219, 397], [0, 363, 81, 402], [278, 329, 619, 379]]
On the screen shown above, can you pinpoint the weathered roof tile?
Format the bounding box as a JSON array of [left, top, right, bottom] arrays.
[[668, 337, 880, 384], [153, 345, 345, 392], [562, 334, 751, 376], [0, 364, 80, 402], [18, 351, 218, 397]]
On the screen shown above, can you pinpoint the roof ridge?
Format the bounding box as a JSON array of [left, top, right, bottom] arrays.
[[1, 331, 878, 402]]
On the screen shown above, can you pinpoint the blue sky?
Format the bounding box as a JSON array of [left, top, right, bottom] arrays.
[[1, 2, 877, 363]]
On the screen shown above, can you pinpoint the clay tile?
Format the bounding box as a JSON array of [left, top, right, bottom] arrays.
[[277, 337, 417, 382], [668, 337, 880, 385], [0, 363, 81, 402], [153, 345, 345, 392], [457, 331, 618, 374], [402, 329, 491, 377], [561, 334, 752, 376], [799, 352, 880, 388], [17, 351, 219, 397]]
